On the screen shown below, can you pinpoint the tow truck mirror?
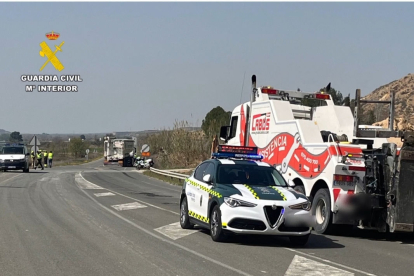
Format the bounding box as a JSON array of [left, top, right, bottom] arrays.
[[203, 174, 212, 184], [219, 126, 230, 141]]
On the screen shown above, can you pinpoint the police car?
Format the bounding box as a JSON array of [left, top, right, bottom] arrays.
[[0, 143, 30, 172], [179, 145, 315, 245]]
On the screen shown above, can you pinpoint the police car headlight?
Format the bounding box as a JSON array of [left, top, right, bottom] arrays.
[[289, 201, 311, 211], [224, 197, 257, 208]]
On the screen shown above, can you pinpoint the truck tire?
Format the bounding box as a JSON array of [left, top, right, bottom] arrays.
[[312, 188, 335, 234]]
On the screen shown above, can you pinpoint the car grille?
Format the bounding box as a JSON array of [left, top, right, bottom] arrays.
[[263, 206, 283, 228], [278, 222, 310, 232], [228, 218, 266, 231]]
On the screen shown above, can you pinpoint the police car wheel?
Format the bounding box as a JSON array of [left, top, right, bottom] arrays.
[[180, 198, 194, 229], [289, 234, 310, 246], [210, 205, 226, 242]]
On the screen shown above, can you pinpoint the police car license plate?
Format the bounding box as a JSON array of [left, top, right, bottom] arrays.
[[8, 166, 16, 169]]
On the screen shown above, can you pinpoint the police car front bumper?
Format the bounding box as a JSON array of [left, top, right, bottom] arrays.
[[220, 201, 315, 236]]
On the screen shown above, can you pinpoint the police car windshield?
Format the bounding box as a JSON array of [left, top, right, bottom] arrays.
[[216, 164, 287, 187], [2, 147, 24, 154]]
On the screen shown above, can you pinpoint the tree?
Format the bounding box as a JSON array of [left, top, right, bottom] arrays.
[[201, 106, 231, 139], [326, 87, 344, 106], [9, 131, 23, 142], [70, 137, 86, 158], [302, 85, 344, 107], [80, 134, 86, 140]]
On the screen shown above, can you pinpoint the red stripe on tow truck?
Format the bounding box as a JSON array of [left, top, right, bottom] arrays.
[[333, 188, 341, 202]]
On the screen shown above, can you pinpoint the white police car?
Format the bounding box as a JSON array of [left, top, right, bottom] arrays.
[[179, 145, 315, 246]]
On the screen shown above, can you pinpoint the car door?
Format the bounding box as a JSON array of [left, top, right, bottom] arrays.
[[192, 162, 215, 221], [187, 162, 208, 218], [198, 163, 216, 220]]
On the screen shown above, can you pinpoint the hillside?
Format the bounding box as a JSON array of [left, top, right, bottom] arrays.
[[360, 73, 414, 128]]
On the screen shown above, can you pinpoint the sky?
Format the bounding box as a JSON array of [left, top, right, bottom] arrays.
[[0, 2, 413, 134]]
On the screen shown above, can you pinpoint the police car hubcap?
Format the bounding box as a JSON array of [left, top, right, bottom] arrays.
[[181, 203, 186, 223], [211, 211, 218, 235]]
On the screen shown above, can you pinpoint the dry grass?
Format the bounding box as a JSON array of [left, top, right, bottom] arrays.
[[53, 155, 102, 167], [142, 120, 212, 169]]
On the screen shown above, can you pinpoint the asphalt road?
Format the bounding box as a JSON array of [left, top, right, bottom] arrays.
[[0, 159, 413, 276]]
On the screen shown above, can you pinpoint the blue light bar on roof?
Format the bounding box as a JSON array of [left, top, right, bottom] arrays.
[[212, 152, 263, 160]]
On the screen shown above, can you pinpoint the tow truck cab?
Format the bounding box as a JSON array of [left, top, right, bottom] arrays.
[[0, 143, 30, 172]]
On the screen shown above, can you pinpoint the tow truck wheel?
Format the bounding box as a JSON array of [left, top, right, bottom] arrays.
[[180, 198, 194, 229], [210, 205, 227, 242], [289, 233, 310, 246], [312, 188, 334, 234]]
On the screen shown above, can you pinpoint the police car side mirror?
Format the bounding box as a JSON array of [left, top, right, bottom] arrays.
[[203, 174, 212, 184]]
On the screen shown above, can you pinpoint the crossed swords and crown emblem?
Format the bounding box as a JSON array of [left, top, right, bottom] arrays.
[[39, 31, 65, 71]]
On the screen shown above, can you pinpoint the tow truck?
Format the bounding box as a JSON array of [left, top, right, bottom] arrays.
[[103, 136, 135, 167], [219, 75, 414, 234]]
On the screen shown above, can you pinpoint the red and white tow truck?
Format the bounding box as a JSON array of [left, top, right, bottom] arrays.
[[220, 75, 414, 235]]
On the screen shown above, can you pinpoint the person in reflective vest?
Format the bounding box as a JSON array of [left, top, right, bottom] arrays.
[[35, 151, 44, 170], [31, 151, 35, 169], [43, 151, 48, 168], [48, 151, 54, 168]]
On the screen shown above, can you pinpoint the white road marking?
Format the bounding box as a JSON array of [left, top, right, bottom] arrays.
[[76, 182, 253, 276], [75, 174, 105, 189], [284, 255, 354, 276], [154, 222, 198, 240], [78, 173, 179, 215], [0, 173, 23, 184], [94, 192, 115, 197], [284, 248, 377, 276], [111, 202, 147, 211]]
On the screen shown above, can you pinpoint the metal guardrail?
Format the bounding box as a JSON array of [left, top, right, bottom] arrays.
[[149, 167, 191, 180]]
